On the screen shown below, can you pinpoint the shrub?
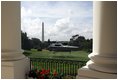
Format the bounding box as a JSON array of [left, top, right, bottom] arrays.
[[23, 51, 32, 56]]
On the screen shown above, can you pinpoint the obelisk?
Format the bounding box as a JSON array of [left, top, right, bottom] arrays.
[[42, 22, 44, 43]]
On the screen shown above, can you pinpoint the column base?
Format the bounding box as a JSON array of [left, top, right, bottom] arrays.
[[1, 57, 30, 79], [76, 66, 117, 79], [1, 50, 25, 61]]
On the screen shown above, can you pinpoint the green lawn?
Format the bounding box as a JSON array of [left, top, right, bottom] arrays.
[[24, 49, 89, 78], [24, 49, 89, 61]]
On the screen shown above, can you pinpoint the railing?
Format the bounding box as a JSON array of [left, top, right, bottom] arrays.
[[30, 58, 87, 76]]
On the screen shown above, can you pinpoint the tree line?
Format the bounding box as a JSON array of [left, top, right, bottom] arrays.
[[21, 31, 92, 52]]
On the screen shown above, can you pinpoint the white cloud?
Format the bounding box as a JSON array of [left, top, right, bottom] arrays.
[[21, 1, 93, 41], [21, 7, 32, 18], [55, 17, 70, 31], [21, 17, 42, 39]]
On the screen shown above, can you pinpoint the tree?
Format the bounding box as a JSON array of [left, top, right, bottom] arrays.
[[21, 31, 32, 50], [72, 34, 79, 40], [31, 38, 42, 49], [69, 35, 85, 48], [48, 39, 51, 45], [69, 34, 92, 52]]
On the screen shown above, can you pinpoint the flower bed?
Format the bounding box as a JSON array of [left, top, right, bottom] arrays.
[[28, 69, 64, 79]]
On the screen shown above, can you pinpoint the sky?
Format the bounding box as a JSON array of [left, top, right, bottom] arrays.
[[21, 1, 93, 41]]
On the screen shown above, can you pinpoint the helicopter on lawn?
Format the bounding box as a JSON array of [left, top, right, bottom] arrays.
[[47, 43, 79, 53]]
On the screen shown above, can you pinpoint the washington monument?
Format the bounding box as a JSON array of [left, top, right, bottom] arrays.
[[42, 22, 44, 43]]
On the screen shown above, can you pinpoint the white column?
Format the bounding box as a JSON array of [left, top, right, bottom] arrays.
[[1, 1, 30, 79], [76, 1, 117, 79]]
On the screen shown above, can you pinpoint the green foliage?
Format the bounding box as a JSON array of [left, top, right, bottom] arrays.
[[21, 31, 92, 52], [21, 31, 42, 50], [69, 34, 92, 52], [31, 38, 42, 49], [21, 31, 32, 50], [23, 51, 32, 56]]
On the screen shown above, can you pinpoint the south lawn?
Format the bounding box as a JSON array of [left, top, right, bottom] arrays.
[[24, 49, 89, 61]]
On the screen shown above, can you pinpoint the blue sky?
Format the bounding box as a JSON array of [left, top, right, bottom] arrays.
[[21, 1, 93, 41]]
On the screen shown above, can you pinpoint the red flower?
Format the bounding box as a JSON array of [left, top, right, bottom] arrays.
[[40, 69, 50, 75], [45, 69, 50, 75], [53, 71, 57, 76], [42, 68, 45, 72], [40, 68, 46, 75]]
